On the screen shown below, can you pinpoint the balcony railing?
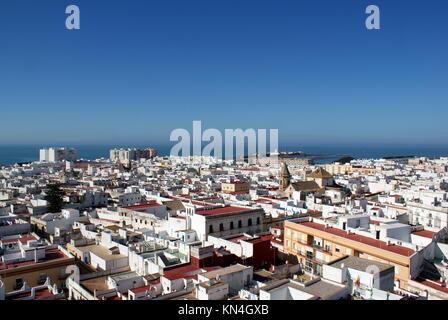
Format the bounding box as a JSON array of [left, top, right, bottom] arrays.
[[296, 240, 331, 253], [296, 250, 327, 264]]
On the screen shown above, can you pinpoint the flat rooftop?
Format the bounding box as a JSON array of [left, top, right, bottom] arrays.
[[75, 244, 126, 261], [0, 248, 70, 270], [261, 278, 346, 300], [197, 279, 227, 289], [328, 256, 394, 273], [110, 271, 139, 282], [80, 276, 109, 293], [202, 264, 250, 279]]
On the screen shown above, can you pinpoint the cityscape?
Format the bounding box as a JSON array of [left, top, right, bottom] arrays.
[[1, 146, 448, 301], [1, 0, 447, 313]]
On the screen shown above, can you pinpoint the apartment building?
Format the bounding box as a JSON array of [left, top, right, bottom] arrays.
[[110, 148, 158, 163], [283, 217, 425, 289], [407, 202, 448, 229], [0, 240, 76, 293], [39, 148, 77, 163]]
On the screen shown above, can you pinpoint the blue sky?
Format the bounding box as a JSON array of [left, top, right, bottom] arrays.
[[0, 0, 447, 146]]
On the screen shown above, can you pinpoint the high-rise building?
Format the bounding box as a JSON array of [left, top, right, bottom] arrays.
[[110, 148, 158, 163], [39, 148, 77, 163]]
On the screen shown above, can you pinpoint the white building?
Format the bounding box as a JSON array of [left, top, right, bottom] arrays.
[[197, 264, 253, 295], [408, 202, 448, 230], [183, 204, 264, 241], [39, 148, 77, 163], [110, 148, 157, 163]]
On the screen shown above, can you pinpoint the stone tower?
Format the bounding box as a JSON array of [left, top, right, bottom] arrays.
[[279, 162, 291, 192]]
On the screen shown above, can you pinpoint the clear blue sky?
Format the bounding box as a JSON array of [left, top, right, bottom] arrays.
[[0, 0, 447, 146]]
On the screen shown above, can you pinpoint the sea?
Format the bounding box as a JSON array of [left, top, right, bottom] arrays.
[[1, 144, 448, 166]]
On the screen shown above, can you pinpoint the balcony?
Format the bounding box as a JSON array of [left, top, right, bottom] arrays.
[[297, 240, 331, 253], [295, 250, 327, 265], [311, 243, 331, 253]]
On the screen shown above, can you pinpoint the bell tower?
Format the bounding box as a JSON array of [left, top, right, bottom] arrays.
[[279, 162, 291, 192]]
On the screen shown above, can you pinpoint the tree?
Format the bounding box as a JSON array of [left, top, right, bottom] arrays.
[[44, 183, 65, 213]]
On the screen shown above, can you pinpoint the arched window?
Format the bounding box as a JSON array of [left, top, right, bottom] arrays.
[[209, 225, 214, 233], [248, 218, 252, 226], [257, 217, 260, 225], [230, 221, 234, 230], [219, 223, 224, 232], [238, 220, 242, 228]]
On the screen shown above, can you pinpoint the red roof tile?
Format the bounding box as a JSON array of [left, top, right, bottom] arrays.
[[412, 230, 437, 239], [299, 221, 415, 257], [0, 248, 70, 270], [196, 206, 251, 216]]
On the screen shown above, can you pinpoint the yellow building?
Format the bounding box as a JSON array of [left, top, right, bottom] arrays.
[[283, 218, 422, 289], [0, 247, 76, 293], [325, 163, 379, 175], [221, 181, 249, 194]]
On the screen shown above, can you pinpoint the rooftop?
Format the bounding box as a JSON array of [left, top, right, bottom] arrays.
[[202, 264, 250, 279], [328, 256, 394, 273], [0, 248, 70, 270], [411, 230, 437, 239], [196, 206, 253, 216], [293, 220, 415, 257]]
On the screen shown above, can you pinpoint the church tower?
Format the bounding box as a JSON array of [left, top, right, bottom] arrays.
[[279, 162, 291, 192]]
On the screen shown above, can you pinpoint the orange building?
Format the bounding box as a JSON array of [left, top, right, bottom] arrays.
[[283, 217, 424, 289]]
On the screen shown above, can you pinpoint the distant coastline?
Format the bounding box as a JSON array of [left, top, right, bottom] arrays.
[[0, 144, 447, 166]]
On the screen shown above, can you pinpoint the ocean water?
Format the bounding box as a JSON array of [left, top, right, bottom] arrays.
[[0, 145, 171, 165], [0, 144, 447, 165]]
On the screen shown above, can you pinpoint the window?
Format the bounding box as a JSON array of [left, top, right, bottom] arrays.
[[238, 220, 242, 228], [209, 225, 214, 233], [15, 278, 24, 290], [256, 217, 260, 225], [230, 221, 234, 230], [305, 261, 314, 273], [248, 219, 252, 227], [219, 223, 224, 232], [38, 273, 47, 285]]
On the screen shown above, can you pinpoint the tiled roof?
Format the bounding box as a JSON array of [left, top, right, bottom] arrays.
[[411, 230, 437, 239], [298, 221, 415, 257], [196, 206, 252, 216]]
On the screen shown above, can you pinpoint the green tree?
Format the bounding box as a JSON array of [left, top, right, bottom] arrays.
[[44, 183, 65, 213]]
